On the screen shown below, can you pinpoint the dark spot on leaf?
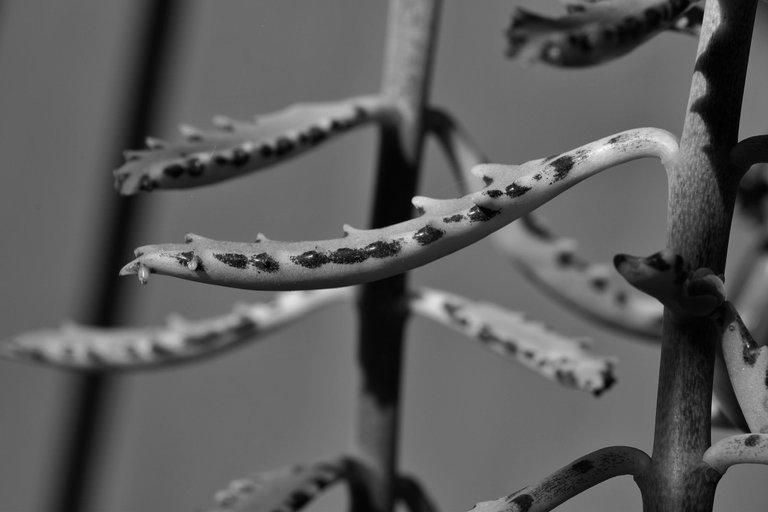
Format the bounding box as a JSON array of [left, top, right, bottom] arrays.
[[533, 173, 542, 181], [591, 277, 609, 291], [549, 154, 575, 182], [443, 214, 464, 223], [615, 291, 628, 305], [151, 343, 175, 357], [231, 147, 250, 167], [213, 253, 249, 269], [285, 490, 312, 509], [745, 434, 761, 447], [275, 137, 294, 156], [646, 252, 671, 271], [175, 251, 195, 267], [443, 302, 468, 327], [364, 240, 401, 258], [330, 247, 368, 264], [305, 126, 327, 145], [259, 144, 274, 159], [485, 189, 504, 198], [557, 251, 574, 266], [555, 369, 579, 388], [608, 133, 628, 145], [482, 175, 494, 186], [571, 459, 594, 474], [506, 182, 531, 198], [139, 175, 157, 191], [186, 158, 205, 176], [467, 205, 501, 222], [413, 225, 445, 246], [510, 494, 534, 512], [163, 164, 185, 178], [291, 250, 331, 269], [250, 253, 280, 273]]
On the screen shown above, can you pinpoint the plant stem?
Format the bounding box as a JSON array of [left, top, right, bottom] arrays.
[[51, 3, 183, 511], [353, 2, 441, 512], [638, 0, 758, 509]]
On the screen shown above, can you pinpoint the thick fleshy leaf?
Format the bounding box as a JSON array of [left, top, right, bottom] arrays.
[[719, 302, 768, 434], [427, 109, 664, 339], [506, 0, 699, 67], [0, 289, 350, 370], [121, 128, 679, 291], [208, 458, 350, 512], [703, 434, 768, 474], [408, 287, 616, 395], [614, 250, 725, 318], [470, 446, 649, 512], [114, 95, 394, 195]]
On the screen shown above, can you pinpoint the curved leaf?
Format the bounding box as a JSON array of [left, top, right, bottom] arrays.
[[409, 287, 616, 395], [114, 95, 394, 195], [703, 433, 768, 474], [719, 302, 768, 433], [208, 458, 350, 512], [0, 289, 350, 370], [121, 128, 679, 291], [470, 446, 649, 512], [506, 0, 699, 67], [427, 109, 664, 339]]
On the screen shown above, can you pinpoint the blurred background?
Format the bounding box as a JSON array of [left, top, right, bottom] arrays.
[[0, 1, 767, 511]]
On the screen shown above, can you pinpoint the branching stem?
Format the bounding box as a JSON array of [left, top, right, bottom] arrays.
[[637, 0, 758, 509], [352, 2, 441, 512]]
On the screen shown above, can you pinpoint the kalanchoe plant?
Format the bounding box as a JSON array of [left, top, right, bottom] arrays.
[[3, 0, 768, 510]]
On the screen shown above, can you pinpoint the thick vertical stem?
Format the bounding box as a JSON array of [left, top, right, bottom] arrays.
[[51, 3, 183, 512], [638, 0, 757, 510], [353, 2, 441, 512]]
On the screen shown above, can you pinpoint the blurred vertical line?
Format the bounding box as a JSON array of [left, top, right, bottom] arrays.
[[51, 1, 186, 512]]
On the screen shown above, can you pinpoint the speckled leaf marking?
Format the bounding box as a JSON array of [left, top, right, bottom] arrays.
[[0, 289, 350, 370], [121, 128, 679, 290], [427, 109, 664, 339], [703, 433, 768, 474], [614, 250, 725, 317], [209, 458, 349, 512], [409, 287, 616, 395], [496, 218, 664, 339], [719, 302, 768, 434], [506, 0, 698, 66], [114, 95, 394, 195], [470, 446, 649, 512]]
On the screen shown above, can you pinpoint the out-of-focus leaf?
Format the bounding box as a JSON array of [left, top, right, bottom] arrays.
[[506, 0, 699, 67], [0, 289, 351, 371], [409, 287, 617, 395], [114, 95, 393, 195], [208, 458, 349, 512]]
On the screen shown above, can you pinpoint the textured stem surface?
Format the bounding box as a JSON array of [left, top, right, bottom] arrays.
[[353, 2, 441, 512], [638, 0, 758, 509]]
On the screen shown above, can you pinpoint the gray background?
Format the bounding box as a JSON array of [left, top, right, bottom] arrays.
[[0, 1, 767, 511]]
